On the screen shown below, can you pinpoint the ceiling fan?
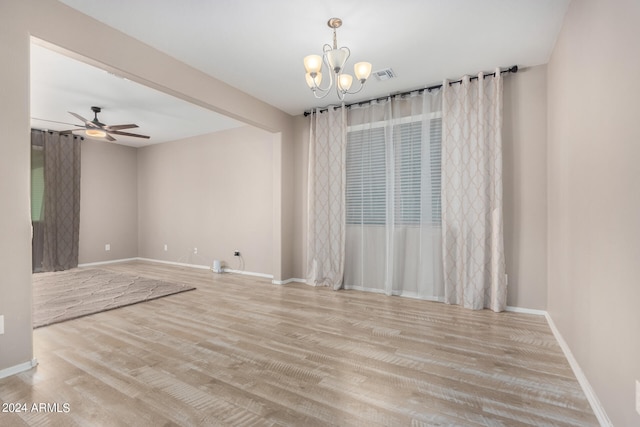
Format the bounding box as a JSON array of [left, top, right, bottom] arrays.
[[62, 106, 150, 142]]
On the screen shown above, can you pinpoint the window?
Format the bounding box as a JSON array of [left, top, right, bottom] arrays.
[[31, 146, 45, 222], [346, 117, 441, 225]]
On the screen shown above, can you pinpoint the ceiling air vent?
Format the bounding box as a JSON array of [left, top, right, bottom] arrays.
[[373, 68, 396, 81]]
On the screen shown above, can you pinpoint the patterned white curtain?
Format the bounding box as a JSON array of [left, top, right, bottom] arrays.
[[306, 106, 346, 290], [441, 70, 506, 312]]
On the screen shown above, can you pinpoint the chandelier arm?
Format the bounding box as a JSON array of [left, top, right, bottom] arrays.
[[335, 70, 349, 100], [311, 72, 333, 99], [344, 80, 366, 95], [323, 53, 335, 87], [310, 78, 330, 94], [308, 76, 331, 98], [342, 46, 351, 66], [312, 90, 331, 100]]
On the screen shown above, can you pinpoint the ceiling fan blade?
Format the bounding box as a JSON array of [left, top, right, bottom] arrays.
[[31, 117, 84, 127], [68, 111, 99, 128], [108, 129, 150, 139], [104, 124, 139, 131], [105, 133, 117, 142]]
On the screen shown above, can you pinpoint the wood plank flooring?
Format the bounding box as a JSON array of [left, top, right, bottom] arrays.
[[0, 261, 598, 426]]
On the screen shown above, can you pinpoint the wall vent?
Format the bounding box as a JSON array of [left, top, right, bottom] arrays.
[[373, 68, 396, 81]]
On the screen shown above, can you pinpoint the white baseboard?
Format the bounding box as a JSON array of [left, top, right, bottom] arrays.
[[505, 306, 547, 316], [136, 257, 211, 270], [0, 358, 38, 380], [503, 307, 610, 425], [272, 278, 306, 285], [78, 258, 139, 268], [222, 268, 273, 279], [341, 285, 445, 302], [545, 313, 612, 427], [80, 256, 279, 281], [137, 258, 273, 279]]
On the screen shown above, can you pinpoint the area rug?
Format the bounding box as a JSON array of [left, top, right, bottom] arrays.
[[32, 268, 196, 328]]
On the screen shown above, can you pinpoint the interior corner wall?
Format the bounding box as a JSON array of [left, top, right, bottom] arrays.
[[502, 64, 548, 310], [137, 126, 274, 275], [292, 114, 309, 279], [546, 0, 640, 425], [274, 128, 297, 281], [79, 140, 138, 264]]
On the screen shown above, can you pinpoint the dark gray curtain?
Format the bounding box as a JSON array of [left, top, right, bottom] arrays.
[[31, 130, 82, 272]]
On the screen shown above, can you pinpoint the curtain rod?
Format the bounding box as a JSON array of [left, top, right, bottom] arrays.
[[303, 65, 518, 116], [31, 128, 84, 140]]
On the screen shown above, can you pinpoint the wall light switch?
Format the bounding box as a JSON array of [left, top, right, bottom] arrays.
[[105, 244, 111, 251], [0, 315, 4, 335]]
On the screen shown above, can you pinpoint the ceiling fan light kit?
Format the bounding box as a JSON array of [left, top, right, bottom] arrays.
[[85, 128, 107, 138], [303, 17, 372, 100]]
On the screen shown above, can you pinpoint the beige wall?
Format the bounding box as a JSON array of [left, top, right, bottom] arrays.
[[547, 0, 640, 424], [137, 126, 274, 275], [79, 140, 138, 264], [0, 0, 296, 374], [503, 65, 548, 309], [79, 126, 274, 274], [0, 0, 33, 372]]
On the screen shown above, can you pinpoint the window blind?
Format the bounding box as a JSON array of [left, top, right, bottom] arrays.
[[430, 118, 442, 223], [346, 126, 386, 225], [346, 118, 441, 225]]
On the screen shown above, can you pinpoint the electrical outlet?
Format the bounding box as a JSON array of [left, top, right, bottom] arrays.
[[233, 250, 240, 257], [636, 380, 640, 415], [194, 247, 198, 254], [0, 315, 4, 335], [105, 243, 110, 251], [164, 244, 168, 251]]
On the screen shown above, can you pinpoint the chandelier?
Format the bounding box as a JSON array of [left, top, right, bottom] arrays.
[[303, 18, 372, 100]]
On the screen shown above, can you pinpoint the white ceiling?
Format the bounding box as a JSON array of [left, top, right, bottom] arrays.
[[32, 0, 570, 146]]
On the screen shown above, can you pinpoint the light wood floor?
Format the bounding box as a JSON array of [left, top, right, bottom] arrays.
[[0, 261, 598, 426]]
